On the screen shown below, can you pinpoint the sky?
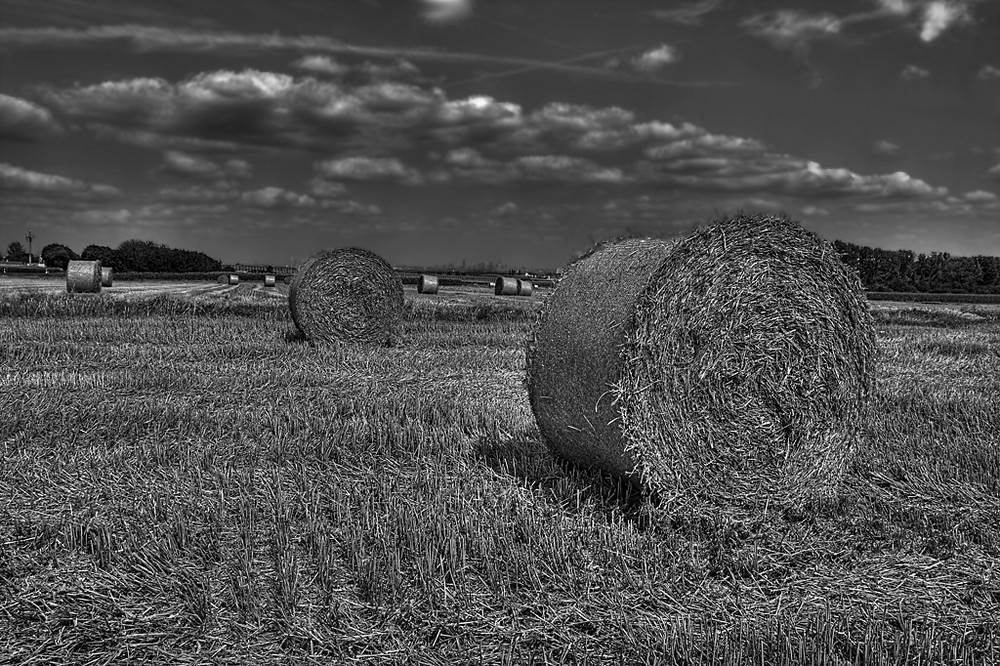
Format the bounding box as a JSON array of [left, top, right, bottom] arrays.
[[0, 0, 998, 269]]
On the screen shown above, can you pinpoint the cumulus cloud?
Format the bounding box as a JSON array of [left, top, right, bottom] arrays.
[[293, 55, 350, 77], [240, 186, 316, 208], [629, 45, 681, 72], [421, 0, 473, 23], [157, 151, 252, 180], [0, 162, 121, 200], [900, 64, 930, 80], [987, 163, 1000, 179], [873, 139, 900, 156], [307, 177, 348, 198], [963, 190, 997, 202], [0, 93, 63, 141], [316, 156, 423, 184], [977, 65, 1000, 81], [493, 201, 519, 216], [919, 1, 972, 41]]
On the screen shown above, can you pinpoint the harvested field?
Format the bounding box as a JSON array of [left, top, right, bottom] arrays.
[[0, 286, 998, 663]]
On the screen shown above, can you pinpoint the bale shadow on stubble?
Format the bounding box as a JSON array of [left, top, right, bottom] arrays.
[[473, 427, 648, 523]]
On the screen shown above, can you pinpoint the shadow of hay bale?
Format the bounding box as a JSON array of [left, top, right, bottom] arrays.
[[473, 427, 647, 519]]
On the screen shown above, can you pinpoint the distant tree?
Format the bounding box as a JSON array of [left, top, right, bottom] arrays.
[[40, 243, 78, 270], [6, 241, 28, 263], [81, 244, 117, 267]]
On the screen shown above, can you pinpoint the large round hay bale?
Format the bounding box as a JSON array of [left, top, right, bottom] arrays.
[[264, 274, 276, 287], [517, 279, 533, 296], [66, 260, 102, 293], [417, 274, 439, 294], [100, 267, 113, 288], [527, 213, 875, 509], [217, 274, 229, 284], [289, 247, 403, 346], [494, 276, 519, 295]]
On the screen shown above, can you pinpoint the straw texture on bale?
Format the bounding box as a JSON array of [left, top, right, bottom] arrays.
[[494, 276, 519, 295], [100, 267, 113, 288], [517, 279, 533, 296], [289, 247, 403, 346], [66, 260, 102, 293], [264, 274, 276, 287], [526, 213, 875, 508], [417, 274, 439, 294]]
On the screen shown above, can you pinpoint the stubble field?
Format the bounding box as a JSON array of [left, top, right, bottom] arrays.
[[1, 278, 998, 665]]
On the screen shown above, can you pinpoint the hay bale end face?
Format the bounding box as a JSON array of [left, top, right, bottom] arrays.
[[494, 276, 519, 295], [100, 267, 113, 288], [289, 247, 404, 346], [66, 260, 102, 293], [527, 213, 875, 509], [217, 274, 229, 284], [517, 279, 533, 296], [264, 274, 276, 287], [417, 274, 440, 294]]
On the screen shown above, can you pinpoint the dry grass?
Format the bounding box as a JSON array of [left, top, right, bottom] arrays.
[[528, 213, 876, 514], [0, 289, 996, 663]]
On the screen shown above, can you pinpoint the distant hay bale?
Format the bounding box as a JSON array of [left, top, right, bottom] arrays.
[[264, 274, 276, 287], [217, 274, 239, 285], [217, 274, 229, 284], [284, 276, 292, 285], [526, 213, 876, 509], [289, 247, 403, 346], [517, 279, 533, 296], [100, 267, 113, 288], [66, 260, 102, 293], [494, 276, 519, 295], [417, 274, 440, 294]]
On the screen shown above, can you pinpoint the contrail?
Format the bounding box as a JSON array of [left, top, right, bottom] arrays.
[[0, 24, 734, 87]]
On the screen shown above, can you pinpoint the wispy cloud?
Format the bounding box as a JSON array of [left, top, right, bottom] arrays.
[[0, 162, 121, 200], [647, 0, 723, 25], [0, 24, 722, 87], [742, 11, 842, 54], [872, 140, 901, 156]]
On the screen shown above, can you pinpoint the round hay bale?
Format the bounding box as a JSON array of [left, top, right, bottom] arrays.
[[527, 213, 875, 509], [100, 267, 113, 288], [283, 275, 292, 285], [217, 274, 229, 284], [229, 274, 239, 285], [494, 276, 519, 295], [517, 279, 533, 296], [264, 274, 276, 287], [289, 247, 403, 346], [66, 260, 102, 293], [417, 274, 440, 294]]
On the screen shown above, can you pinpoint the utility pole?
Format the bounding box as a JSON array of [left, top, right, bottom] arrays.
[[25, 230, 34, 264]]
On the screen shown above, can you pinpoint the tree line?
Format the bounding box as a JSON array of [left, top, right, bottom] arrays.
[[831, 241, 1000, 293], [3, 240, 222, 273], [5, 236, 1000, 293]]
